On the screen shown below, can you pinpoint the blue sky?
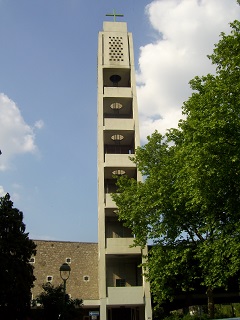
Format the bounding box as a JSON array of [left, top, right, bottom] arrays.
[[0, 0, 239, 243]]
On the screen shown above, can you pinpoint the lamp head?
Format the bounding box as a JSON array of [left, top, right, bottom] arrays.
[[60, 263, 71, 281]]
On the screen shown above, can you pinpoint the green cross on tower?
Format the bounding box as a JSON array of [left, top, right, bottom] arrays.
[[106, 9, 124, 22]]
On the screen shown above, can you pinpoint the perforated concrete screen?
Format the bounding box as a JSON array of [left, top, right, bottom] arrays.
[[103, 32, 129, 66], [108, 36, 124, 62]]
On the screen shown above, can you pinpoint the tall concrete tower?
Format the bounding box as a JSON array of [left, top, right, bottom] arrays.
[[97, 18, 152, 320]]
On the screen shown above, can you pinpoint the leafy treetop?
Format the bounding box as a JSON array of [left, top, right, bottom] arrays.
[[113, 20, 240, 318], [0, 193, 36, 319]]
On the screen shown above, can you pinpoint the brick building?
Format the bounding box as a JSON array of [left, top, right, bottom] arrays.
[[31, 240, 99, 314]]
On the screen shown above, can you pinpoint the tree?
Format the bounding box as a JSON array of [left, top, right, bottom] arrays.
[[113, 20, 240, 318], [35, 283, 82, 320], [0, 193, 36, 319]]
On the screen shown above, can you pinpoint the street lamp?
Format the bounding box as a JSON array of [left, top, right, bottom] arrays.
[[59, 263, 71, 320]]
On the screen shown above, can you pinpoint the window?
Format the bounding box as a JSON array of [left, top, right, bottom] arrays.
[[66, 257, 71, 264], [110, 102, 123, 110], [112, 169, 125, 176], [111, 134, 124, 141], [83, 275, 90, 282], [29, 257, 35, 263], [116, 279, 126, 287], [47, 276, 53, 282]]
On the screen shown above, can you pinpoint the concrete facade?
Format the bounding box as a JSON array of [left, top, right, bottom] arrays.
[[97, 21, 152, 320]]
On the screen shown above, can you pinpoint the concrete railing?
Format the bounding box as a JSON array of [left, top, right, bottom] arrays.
[[104, 118, 134, 130], [106, 238, 141, 254], [104, 87, 132, 98], [107, 286, 144, 305], [104, 153, 135, 167]]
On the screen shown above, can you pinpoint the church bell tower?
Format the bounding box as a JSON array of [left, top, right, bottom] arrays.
[[97, 16, 152, 320]]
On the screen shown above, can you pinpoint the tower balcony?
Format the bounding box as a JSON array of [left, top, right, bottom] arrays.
[[105, 154, 135, 167], [103, 97, 133, 120], [107, 287, 144, 305], [105, 193, 117, 208], [104, 118, 134, 131], [104, 129, 135, 154], [104, 87, 132, 98], [106, 238, 141, 254]]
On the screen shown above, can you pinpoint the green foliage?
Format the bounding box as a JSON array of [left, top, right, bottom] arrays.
[[214, 303, 236, 318], [159, 304, 239, 320], [0, 193, 36, 319], [161, 311, 208, 320], [231, 303, 240, 317], [147, 244, 202, 304], [113, 20, 240, 317], [35, 283, 82, 320]]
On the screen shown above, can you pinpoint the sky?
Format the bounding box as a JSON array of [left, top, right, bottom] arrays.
[[0, 0, 239, 243]]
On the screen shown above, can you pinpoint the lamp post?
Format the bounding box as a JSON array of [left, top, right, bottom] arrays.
[[59, 263, 71, 320]]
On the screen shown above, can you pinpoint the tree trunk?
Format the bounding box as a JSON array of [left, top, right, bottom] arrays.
[[206, 287, 214, 318]]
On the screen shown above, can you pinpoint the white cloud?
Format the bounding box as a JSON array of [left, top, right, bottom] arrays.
[[34, 119, 44, 129], [10, 184, 23, 203], [0, 93, 43, 170], [0, 185, 21, 200], [0, 186, 6, 197], [137, 0, 240, 142]]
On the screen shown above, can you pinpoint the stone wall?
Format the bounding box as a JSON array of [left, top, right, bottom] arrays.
[[32, 240, 99, 301]]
